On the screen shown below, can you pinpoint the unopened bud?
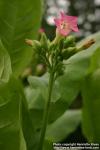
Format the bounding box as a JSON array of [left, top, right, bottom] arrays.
[[64, 35, 76, 48], [40, 33, 48, 50], [82, 39, 95, 49], [39, 28, 45, 33], [31, 40, 41, 51], [36, 64, 46, 76], [21, 67, 32, 78], [62, 47, 76, 59], [77, 39, 95, 51], [25, 39, 33, 46]]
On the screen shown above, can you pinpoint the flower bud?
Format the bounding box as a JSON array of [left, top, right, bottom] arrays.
[[82, 39, 95, 49], [25, 39, 41, 51], [21, 67, 32, 78], [39, 28, 45, 34], [36, 64, 46, 76], [40, 33, 48, 50], [25, 39, 33, 46], [32, 40, 41, 51], [62, 47, 76, 59], [77, 39, 95, 51], [58, 38, 64, 50], [64, 35, 76, 48]]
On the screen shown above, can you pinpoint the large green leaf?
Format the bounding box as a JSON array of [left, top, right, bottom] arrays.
[[0, 77, 26, 150], [22, 101, 39, 150], [28, 74, 61, 103], [46, 110, 81, 142], [81, 68, 100, 142], [25, 73, 69, 129], [0, 0, 42, 76], [0, 40, 12, 83], [25, 88, 69, 136], [43, 141, 53, 150]]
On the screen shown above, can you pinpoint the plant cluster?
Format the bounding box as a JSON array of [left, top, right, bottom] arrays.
[[0, 1, 100, 150]]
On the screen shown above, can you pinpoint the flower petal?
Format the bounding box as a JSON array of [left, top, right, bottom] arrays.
[[65, 16, 79, 32], [54, 18, 61, 27], [60, 12, 66, 20], [66, 16, 78, 24], [71, 25, 79, 32], [59, 28, 71, 36]]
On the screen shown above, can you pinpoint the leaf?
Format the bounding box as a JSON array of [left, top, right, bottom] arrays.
[[25, 85, 67, 129], [0, 77, 26, 150], [0, 40, 12, 83], [26, 71, 80, 130], [43, 140, 53, 150], [25, 86, 45, 110], [81, 68, 100, 142], [46, 110, 81, 142], [22, 100, 39, 150], [28, 74, 61, 103], [26, 73, 71, 128], [88, 47, 100, 73], [0, 0, 42, 76]]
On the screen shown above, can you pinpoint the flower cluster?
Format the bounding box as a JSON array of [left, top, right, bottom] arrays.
[[25, 12, 95, 78]]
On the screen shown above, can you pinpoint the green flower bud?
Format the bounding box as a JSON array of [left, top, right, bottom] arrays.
[[25, 39, 33, 46], [58, 38, 64, 50], [62, 47, 76, 59], [36, 64, 46, 76], [64, 35, 76, 48], [32, 40, 41, 51], [25, 39, 41, 52], [21, 67, 32, 78], [56, 63, 65, 76], [40, 33, 48, 50], [49, 42, 57, 52]]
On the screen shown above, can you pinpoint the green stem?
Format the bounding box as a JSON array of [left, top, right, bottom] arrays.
[[38, 71, 55, 150]]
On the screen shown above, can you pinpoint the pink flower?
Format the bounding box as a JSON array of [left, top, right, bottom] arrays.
[[54, 12, 79, 36], [39, 28, 45, 33]]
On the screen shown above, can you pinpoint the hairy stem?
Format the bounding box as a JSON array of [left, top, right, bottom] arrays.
[[38, 71, 55, 150]]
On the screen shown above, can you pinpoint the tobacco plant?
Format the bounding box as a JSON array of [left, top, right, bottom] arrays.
[[0, 0, 100, 150]]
